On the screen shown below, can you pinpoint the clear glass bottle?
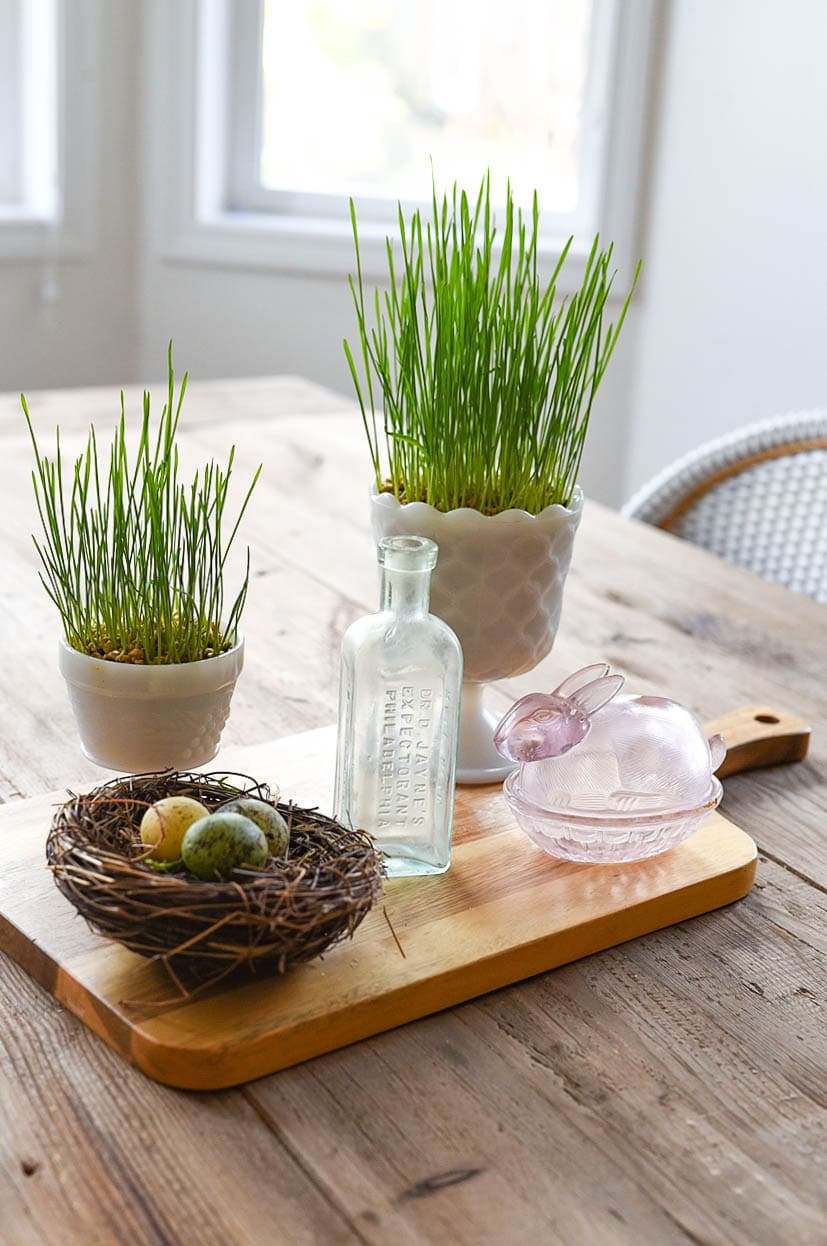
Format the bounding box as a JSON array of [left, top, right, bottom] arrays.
[[334, 535, 463, 876]]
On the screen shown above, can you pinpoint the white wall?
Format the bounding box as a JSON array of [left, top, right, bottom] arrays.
[[2, 0, 825, 508], [624, 0, 827, 494]]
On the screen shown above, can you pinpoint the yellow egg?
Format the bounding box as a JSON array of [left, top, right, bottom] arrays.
[[139, 796, 209, 862]]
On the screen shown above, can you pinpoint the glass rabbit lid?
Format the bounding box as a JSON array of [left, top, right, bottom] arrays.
[[494, 664, 726, 818]]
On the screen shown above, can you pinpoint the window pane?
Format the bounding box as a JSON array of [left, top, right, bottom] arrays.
[[0, 0, 21, 205], [260, 0, 595, 212], [0, 0, 58, 216]]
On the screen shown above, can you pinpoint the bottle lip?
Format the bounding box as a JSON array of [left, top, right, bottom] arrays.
[[378, 535, 438, 571]]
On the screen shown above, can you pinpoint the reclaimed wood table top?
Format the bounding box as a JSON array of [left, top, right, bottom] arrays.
[[0, 376, 825, 1246]]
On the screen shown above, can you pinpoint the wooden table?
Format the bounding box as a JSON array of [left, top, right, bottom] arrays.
[[0, 377, 825, 1246]]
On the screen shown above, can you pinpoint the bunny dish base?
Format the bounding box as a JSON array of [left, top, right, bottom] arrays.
[[495, 663, 727, 865], [503, 772, 723, 864]]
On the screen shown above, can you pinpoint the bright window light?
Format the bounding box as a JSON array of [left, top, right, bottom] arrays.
[[0, 0, 22, 206], [261, 0, 591, 209], [227, 0, 617, 236], [0, 0, 59, 219]]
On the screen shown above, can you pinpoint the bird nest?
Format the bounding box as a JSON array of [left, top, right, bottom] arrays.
[[46, 771, 383, 999]]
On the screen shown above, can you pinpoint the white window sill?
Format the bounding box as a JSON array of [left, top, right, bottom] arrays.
[[163, 209, 601, 290], [0, 213, 93, 261]]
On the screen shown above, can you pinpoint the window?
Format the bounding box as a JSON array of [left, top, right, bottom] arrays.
[[162, 0, 654, 278], [0, 0, 21, 207], [0, 0, 58, 220], [0, 0, 94, 261], [227, 0, 617, 241]]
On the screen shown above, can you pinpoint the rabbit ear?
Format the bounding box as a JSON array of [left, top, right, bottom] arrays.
[[553, 663, 611, 699], [569, 673, 625, 716]]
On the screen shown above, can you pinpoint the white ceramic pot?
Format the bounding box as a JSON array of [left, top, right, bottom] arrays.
[[370, 489, 583, 783], [58, 637, 244, 772]]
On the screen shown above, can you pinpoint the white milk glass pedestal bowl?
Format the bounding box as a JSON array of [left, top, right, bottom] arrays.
[[371, 488, 583, 783], [59, 636, 244, 772]]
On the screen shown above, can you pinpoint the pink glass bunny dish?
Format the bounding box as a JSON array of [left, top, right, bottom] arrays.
[[494, 664, 727, 863]]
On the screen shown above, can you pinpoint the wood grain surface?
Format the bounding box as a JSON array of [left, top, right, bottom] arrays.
[[0, 378, 825, 1244], [0, 727, 758, 1090]]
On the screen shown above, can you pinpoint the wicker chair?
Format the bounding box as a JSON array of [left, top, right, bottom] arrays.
[[622, 410, 827, 603]]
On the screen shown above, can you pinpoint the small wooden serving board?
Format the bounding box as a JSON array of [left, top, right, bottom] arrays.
[[0, 725, 759, 1090]]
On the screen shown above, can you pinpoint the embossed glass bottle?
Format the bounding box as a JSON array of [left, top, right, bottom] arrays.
[[334, 536, 463, 876]]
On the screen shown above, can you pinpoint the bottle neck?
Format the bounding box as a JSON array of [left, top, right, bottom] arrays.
[[380, 566, 431, 616]]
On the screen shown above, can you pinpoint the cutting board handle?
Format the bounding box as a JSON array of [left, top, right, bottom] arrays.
[[705, 707, 810, 779]]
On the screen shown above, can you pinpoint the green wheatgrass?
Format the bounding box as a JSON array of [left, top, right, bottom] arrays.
[[344, 173, 640, 516], [22, 344, 261, 664]]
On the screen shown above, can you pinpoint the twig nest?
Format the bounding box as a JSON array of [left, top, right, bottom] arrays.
[[47, 771, 383, 996]]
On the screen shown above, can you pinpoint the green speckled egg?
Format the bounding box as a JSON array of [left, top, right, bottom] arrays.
[[181, 813, 268, 880], [221, 798, 290, 857]]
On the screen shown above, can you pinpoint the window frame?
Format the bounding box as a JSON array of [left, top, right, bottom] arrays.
[[0, 0, 97, 261], [225, 0, 618, 244], [154, 0, 656, 288]]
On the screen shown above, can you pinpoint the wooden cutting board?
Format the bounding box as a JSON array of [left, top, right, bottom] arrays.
[[0, 708, 808, 1090]]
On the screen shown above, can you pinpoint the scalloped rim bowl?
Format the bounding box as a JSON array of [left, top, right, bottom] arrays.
[[370, 487, 584, 783], [370, 488, 585, 529], [503, 772, 724, 863]]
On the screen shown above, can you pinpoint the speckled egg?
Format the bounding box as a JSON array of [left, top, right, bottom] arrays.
[[140, 796, 209, 863], [181, 812, 268, 880], [220, 798, 290, 857]]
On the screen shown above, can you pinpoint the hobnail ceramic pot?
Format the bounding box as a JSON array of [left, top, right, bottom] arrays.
[[58, 636, 244, 772], [370, 489, 583, 783]]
